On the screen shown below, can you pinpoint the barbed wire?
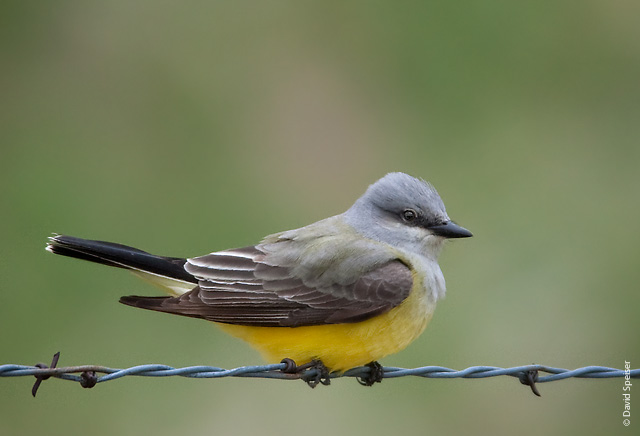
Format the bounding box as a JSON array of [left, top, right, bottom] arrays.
[[1, 352, 637, 397]]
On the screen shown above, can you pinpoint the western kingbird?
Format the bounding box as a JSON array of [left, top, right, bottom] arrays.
[[46, 172, 471, 383]]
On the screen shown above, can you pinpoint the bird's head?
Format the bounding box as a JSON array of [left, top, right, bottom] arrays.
[[344, 172, 472, 258]]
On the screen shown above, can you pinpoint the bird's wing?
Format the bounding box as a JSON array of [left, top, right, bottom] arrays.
[[120, 245, 413, 327]]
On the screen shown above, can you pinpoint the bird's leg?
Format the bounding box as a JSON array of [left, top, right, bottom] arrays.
[[281, 358, 331, 388], [357, 361, 384, 386]]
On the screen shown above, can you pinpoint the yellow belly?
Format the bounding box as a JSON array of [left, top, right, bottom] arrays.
[[216, 287, 435, 372]]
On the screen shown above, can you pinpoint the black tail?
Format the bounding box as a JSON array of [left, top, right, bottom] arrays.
[[46, 235, 197, 284]]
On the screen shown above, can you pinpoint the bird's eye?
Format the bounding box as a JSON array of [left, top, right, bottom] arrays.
[[402, 209, 418, 222]]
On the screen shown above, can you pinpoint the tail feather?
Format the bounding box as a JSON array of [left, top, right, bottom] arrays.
[[46, 235, 198, 286]]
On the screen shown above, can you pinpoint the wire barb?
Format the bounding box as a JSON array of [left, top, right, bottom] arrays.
[[31, 352, 60, 397], [2, 352, 638, 397], [519, 369, 541, 397]]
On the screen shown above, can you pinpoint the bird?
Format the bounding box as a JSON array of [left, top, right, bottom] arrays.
[[46, 172, 471, 386]]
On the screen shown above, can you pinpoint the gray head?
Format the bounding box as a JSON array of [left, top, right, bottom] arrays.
[[344, 172, 472, 257]]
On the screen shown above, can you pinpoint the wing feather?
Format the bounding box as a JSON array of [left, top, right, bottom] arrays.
[[121, 245, 413, 327]]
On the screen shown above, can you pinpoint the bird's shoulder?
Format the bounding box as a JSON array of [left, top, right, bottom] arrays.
[[185, 214, 414, 290], [257, 215, 405, 287]]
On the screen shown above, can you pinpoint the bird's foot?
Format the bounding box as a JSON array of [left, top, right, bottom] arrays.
[[281, 358, 331, 388], [357, 361, 384, 386]]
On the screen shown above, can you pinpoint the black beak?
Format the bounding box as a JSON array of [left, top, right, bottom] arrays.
[[428, 221, 473, 239]]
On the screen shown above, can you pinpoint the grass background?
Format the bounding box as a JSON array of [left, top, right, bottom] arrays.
[[1, 1, 639, 435]]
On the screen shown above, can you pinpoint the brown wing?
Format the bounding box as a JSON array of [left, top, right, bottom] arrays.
[[120, 246, 412, 327]]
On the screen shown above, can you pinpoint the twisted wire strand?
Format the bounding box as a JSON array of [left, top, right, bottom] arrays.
[[2, 360, 637, 386]]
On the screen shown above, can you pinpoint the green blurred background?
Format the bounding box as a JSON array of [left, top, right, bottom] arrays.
[[2, 1, 639, 435]]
